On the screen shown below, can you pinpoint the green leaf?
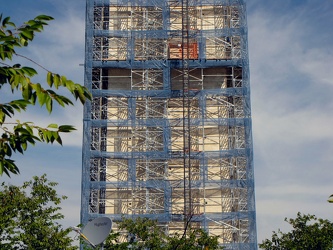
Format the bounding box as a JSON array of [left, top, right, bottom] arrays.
[[0, 161, 3, 176], [58, 125, 76, 133], [45, 95, 52, 113], [56, 136, 63, 145], [13, 99, 30, 106], [2, 16, 10, 26], [35, 15, 54, 21], [61, 75, 67, 85], [31, 92, 37, 105], [37, 90, 47, 106], [328, 194, 333, 203], [23, 123, 33, 134], [65, 79, 75, 92], [4, 144, 12, 157], [21, 67, 37, 77], [57, 95, 73, 106], [15, 142, 23, 154], [26, 20, 37, 26], [20, 37, 28, 46], [21, 141, 27, 151], [53, 74, 60, 88], [77, 88, 87, 104], [0, 110, 5, 124], [47, 124, 58, 129], [0, 45, 5, 60], [8, 68, 18, 75], [11, 75, 22, 90], [1, 105, 14, 117], [22, 84, 32, 100], [47, 72, 53, 87], [21, 30, 34, 40]]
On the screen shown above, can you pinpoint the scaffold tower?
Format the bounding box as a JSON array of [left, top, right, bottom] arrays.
[[81, 0, 257, 248]]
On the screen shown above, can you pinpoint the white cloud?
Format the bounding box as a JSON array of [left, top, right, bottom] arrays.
[[248, 1, 333, 243], [12, 2, 86, 85]]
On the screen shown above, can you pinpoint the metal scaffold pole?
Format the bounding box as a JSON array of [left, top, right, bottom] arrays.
[[81, 0, 258, 248]]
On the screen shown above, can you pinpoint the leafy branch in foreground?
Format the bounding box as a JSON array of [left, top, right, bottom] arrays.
[[0, 122, 76, 176], [0, 14, 91, 176]]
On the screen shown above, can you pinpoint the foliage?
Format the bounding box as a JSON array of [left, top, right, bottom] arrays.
[[0, 174, 77, 249], [166, 228, 221, 250], [103, 217, 167, 250], [82, 217, 222, 250], [0, 14, 91, 176], [259, 212, 333, 250]]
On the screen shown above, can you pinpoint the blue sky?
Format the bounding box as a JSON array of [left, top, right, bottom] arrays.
[[2, 0, 333, 245]]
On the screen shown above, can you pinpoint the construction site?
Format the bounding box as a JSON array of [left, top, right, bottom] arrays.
[[81, 0, 257, 249]]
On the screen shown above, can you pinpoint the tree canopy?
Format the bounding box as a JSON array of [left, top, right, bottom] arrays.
[[259, 212, 333, 250], [0, 174, 76, 249], [81, 217, 222, 250], [0, 14, 91, 177]]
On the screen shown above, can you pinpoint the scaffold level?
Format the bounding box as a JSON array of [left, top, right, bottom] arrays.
[[81, 0, 257, 249]]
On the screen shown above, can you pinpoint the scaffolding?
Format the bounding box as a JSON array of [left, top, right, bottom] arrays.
[[81, 0, 257, 249]]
